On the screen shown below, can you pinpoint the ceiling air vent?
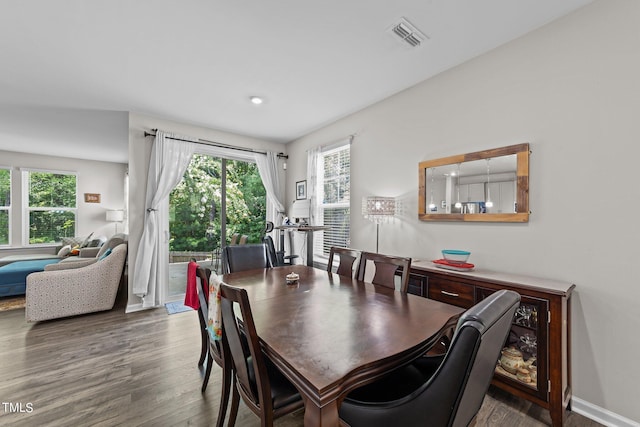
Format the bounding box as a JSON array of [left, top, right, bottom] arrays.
[[389, 18, 427, 47]]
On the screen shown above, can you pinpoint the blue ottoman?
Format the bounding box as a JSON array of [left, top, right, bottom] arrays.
[[0, 259, 61, 297]]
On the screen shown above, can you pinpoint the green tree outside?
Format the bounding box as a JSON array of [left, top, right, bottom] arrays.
[[0, 169, 10, 245], [28, 171, 76, 244], [169, 155, 266, 252]]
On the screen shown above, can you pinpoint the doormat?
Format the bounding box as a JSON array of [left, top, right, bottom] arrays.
[[0, 296, 26, 312], [165, 301, 192, 315]]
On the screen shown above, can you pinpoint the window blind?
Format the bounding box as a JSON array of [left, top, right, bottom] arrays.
[[313, 144, 350, 259]]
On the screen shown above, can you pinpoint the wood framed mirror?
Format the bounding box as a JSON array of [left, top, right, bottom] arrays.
[[418, 143, 529, 222]]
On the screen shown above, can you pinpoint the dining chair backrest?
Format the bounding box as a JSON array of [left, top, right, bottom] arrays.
[[194, 266, 232, 427], [356, 251, 411, 293], [339, 289, 520, 427], [195, 266, 223, 368], [220, 283, 304, 426], [327, 247, 361, 278], [223, 243, 271, 273], [448, 289, 520, 426], [219, 283, 274, 421], [194, 265, 211, 367]]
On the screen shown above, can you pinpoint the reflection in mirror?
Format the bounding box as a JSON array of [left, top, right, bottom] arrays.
[[430, 155, 516, 214], [418, 144, 529, 223]]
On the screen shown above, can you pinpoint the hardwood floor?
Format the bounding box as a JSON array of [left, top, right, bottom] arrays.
[[0, 301, 602, 427]]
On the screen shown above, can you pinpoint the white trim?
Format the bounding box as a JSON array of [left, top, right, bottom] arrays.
[[0, 166, 11, 247], [21, 169, 78, 246], [125, 302, 148, 313], [321, 135, 353, 154], [572, 397, 640, 427], [19, 166, 77, 175]]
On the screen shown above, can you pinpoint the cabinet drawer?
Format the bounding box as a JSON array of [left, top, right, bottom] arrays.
[[428, 278, 474, 308]]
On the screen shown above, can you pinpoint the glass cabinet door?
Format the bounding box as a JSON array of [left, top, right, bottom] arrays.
[[476, 287, 549, 401]]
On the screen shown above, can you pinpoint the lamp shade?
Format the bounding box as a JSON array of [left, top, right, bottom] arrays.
[[362, 196, 396, 224], [106, 210, 124, 222], [290, 200, 310, 219]]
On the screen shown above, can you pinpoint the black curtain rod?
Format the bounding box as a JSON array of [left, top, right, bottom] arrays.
[[144, 130, 288, 159]]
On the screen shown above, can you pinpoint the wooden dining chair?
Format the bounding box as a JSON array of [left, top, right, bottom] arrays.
[[220, 283, 304, 427], [356, 251, 411, 293], [327, 246, 361, 277], [222, 243, 272, 273], [194, 266, 231, 427], [339, 290, 521, 427]]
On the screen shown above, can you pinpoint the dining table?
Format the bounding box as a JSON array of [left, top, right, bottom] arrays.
[[219, 264, 465, 427]]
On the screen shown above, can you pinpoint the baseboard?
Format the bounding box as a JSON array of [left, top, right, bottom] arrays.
[[572, 397, 640, 427], [125, 303, 145, 313]]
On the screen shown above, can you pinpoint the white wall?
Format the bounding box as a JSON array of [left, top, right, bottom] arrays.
[[0, 149, 127, 255], [126, 112, 286, 309], [285, 0, 640, 423]]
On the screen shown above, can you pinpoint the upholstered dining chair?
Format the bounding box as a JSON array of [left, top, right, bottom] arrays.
[[222, 243, 271, 273], [339, 289, 520, 427], [220, 283, 304, 427], [356, 251, 411, 293], [327, 246, 361, 277], [194, 266, 231, 427]]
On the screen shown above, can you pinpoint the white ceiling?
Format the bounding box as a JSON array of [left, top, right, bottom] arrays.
[[0, 0, 594, 163]]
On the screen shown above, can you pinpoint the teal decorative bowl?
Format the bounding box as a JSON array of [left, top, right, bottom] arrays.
[[442, 249, 471, 263]]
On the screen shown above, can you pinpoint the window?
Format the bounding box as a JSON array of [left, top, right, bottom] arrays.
[[22, 169, 77, 245], [0, 168, 10, 245], [314, 143, 350, 258]]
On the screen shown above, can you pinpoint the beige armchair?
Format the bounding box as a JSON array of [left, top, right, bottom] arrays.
[[25, 243, 127, 322]]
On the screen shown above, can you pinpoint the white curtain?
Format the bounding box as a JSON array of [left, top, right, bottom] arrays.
[[306, 146, 321, 226], [133, 131, 195, 307], [255, 152, 285, 224]]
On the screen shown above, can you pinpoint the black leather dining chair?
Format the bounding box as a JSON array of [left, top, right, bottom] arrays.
[[339, 289, 520, 427], [327, 246, 361, 277], [220, 283, 304, 427], [356, 251, 411, 293], [194, 266, 231, 427], [222, 243, 271, 273]]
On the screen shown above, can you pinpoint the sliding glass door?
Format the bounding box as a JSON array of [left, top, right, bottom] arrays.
[[167, 154, 265, 299]]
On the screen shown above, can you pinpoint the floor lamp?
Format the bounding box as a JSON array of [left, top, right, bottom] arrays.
[[362, 196, 396, 253]]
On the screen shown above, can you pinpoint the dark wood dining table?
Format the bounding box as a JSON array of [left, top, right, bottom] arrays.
[[220, 265, 465, 427]]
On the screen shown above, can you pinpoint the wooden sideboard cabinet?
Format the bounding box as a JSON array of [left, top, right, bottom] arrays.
[[408, 261, 575, 427]]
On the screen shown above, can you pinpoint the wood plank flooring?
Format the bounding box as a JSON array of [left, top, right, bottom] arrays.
[[0, 300, 602, 427]]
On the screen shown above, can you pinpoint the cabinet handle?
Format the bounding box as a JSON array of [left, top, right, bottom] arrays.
[[441, 290, 459, 298]]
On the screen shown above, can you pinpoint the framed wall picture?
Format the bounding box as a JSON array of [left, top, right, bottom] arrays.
[[84, 193, 101, 203], [296, 180, 307, 200]]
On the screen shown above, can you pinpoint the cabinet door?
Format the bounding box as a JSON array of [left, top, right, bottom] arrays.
[[468, 183, 484, 202], [476, 287, 549, 402], [486, 182, 500, 214], [499, 181, 516, 213], [458, 184, 469, 202], [408, 273, 427, 297]]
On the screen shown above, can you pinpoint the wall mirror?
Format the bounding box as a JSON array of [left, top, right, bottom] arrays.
[[418, 143, 529, 222]]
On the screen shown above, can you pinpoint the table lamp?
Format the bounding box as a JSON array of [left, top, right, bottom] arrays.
[[106, 209, 124, 233]]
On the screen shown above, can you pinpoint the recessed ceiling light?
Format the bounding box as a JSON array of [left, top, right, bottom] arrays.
[[250, 96, 263, 105]]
